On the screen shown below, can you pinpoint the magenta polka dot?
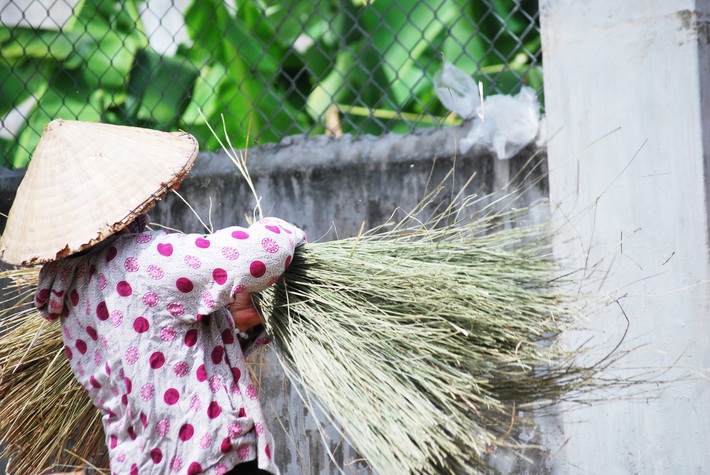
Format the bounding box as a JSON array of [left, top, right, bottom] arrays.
[[176, 277, 194, 293], [116, 281, 132, 297], [187, 462, 203, 475], [190, 395, 202, 412], [111, 310, 124, 327], [105, 362, 111, 375], [133, 317, 150, 333], [150, 352, 166, 369], [202, 291, 215, 308], [265, 225, 281, 234], [195, 237, 211, 248], [161, 327, 176, 341], [90, 375, 101, 388], [179, 423, 194, 441], [75, 339, 87, 355], [151, 448, 163, 463], [98, 274, 107, 290], [184, 255, 201, 269], [212, 269, 228, 286], [164, 388, 180, 405], [174, 362, 189, 377], [250, 261, 267, 278], [262, 237, 279, 253], [128, 426, 137, 441], [140, 412, 148, 428], [110, 435, 118, 449], [221, 329, 234, 345], [231, 367, 241, 382], [170, 456, 183, 472], [157, 419, 170, 436], [124, 257, 139, 272], [168, 302, 184, 317], [246, 384, 258, 400], [63, 326, 71, 340], [143, 292, 159, 307], [125, 347, 139, 365], [211, 345, 225, 365], [70, 289, 79, 306], [285, 255, 292, 269], [220, 437, 233, 454], [237, 444, 250, 460], [147, 264, 164, 280], [36, 288, 49, 305], [65, 346, 73, 360], [196, 364, 207, 382], [231, 230, 249, 239], [207, 401, 222, 419], [136, 233, 152, 244], [184, 329, 198, 347], [209, 375, 222, 393], [228, 423, 242, 437], [106, 246, 118, 262], [93, 350, 101, 366], [96, 301, 109, 320], [265, 443, 272, 459], [141, 383, 155, 401], [221, 247, 239, 260], [232, 284, 246, 294], [86, 326, 98, 341], [157, 243, 173, 256], [199, 433, 212, 449]]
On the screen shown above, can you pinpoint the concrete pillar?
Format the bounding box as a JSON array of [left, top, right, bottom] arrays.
[[541, 1, 710, 473]]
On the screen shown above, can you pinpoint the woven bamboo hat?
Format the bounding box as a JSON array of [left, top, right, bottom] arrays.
[[0, 119, 199, 266]]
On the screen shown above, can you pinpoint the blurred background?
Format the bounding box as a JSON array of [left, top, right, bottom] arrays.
[[0, 0, 542, 168]]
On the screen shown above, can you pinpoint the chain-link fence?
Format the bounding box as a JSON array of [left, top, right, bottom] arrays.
[[0, 0, 542, 168]]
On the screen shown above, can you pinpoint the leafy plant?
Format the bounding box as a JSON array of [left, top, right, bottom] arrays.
[[0, 0, 542, 168]]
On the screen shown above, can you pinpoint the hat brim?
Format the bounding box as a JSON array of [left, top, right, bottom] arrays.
[[0, 119, 199, 266]]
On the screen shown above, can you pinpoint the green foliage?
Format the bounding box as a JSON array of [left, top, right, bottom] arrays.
[[0, 0, 542, 168]]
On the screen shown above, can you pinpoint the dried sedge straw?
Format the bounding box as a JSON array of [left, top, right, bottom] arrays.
[[252, 194, 598, 474], [0, 269, 107, 474]]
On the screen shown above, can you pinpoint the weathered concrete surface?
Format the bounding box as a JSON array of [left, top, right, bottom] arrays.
[[0, 124, 548, 474], [541, 1, 710, 473]]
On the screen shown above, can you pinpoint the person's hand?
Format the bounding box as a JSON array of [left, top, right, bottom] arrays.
[[228, 293, 263, 333]]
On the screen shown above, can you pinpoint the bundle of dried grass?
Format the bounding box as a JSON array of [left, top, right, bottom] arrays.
[[251, 191, 615, 475], [0, 268, 107, 474]]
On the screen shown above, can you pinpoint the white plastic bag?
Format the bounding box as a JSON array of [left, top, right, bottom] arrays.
[[434, 62, 542, 160], [433, 61, 481, 120]]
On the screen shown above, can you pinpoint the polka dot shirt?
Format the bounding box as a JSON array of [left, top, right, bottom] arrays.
[[35, 218, 306, 475]]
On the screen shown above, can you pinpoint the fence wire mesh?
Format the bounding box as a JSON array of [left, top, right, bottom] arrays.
[[0, 0, 542, 168]]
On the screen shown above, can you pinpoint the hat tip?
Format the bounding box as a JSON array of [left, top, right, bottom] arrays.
[[45, 118, 65, 132]]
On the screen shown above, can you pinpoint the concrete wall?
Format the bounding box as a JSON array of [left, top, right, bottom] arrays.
[[541, 1, 710, 473]]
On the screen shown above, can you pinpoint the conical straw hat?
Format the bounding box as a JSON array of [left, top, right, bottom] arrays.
[[0, 119, 198, 266]]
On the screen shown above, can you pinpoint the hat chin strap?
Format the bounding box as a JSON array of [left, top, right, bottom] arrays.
[[125, 214, 151, 234]]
